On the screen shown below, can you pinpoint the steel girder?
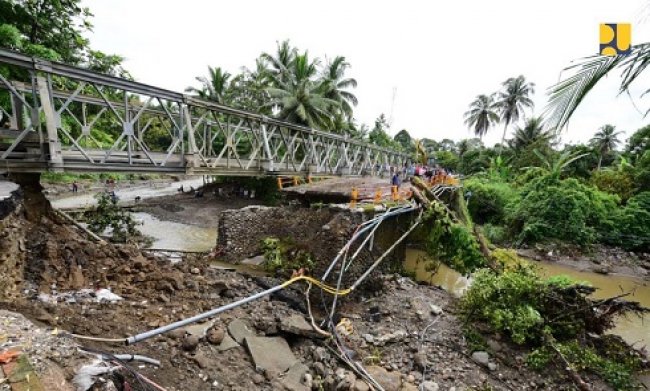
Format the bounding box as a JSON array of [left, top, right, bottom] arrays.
[[0, 48, 408, 176]]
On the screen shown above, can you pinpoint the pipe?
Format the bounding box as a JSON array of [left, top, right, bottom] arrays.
[[126, 283, 285, 345], [113, 354, 161, 367], [351, 211, 423, 291], [80, 348, 162, 366], [321, 205, 417, 280]]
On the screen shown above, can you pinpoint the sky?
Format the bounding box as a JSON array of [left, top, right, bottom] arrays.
[[83, 0, 650, 147]]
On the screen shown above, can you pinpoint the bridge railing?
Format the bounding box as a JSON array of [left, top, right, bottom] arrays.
[[0, 48, 409, 176]]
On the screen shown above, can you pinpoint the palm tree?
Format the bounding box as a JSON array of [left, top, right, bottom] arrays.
[[261, 40, 297, 84], [185, 66, 231, 104], [229, 58, 272, 112], [265, 52, 339, 129], [547, 43, 650, 130], [533, 149, 588, 179], [495, 75, 535, 155], [464, 94, 500, 140], [509, 117, 555, 151], [320, 56, 358, 119], [590, 124, 623, 169]]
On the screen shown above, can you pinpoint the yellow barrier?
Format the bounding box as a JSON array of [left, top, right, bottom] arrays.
[[373, 189, 383, 204], [350, 187, 359, 208]]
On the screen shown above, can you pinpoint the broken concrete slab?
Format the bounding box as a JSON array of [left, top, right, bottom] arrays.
[[365, 366, 401, 390], [228, 319, 255, 344], [241, 255, 265, 266], [279, 314, 322, 338], [218, 333, 240, 352], [245, 336, 297, 374], [281, 362, 309, 391]]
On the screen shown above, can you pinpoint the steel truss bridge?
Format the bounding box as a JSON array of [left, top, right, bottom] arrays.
[[0, 49, 407, 177]]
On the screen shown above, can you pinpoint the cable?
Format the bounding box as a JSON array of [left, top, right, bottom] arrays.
[[79, 348, 161, 367], [68, 333, 128, 343], [68, 206, 422, 348]]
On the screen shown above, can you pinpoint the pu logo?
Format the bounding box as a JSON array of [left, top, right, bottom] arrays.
[[600, 23, 631, 56]]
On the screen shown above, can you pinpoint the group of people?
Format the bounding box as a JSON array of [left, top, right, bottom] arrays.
[[390, 163, 452, 188]]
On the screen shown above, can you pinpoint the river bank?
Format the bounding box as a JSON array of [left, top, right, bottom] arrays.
[[0, 185, 573, 390], [1, 177, 648, 390], [516, 245, 650, 281]]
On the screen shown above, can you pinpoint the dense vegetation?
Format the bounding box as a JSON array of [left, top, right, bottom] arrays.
[[461, 260, 646, 390], [443, 123, 650, 252], [0, 0, 129, 76]]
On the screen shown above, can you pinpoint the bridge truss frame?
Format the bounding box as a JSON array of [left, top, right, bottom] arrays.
[[0, 49, 408, 177]]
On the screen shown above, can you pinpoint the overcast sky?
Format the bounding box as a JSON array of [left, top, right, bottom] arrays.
[[83, 0, 650, 147]]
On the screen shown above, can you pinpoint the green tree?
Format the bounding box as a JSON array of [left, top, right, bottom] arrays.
[[464, 94, 499, 140], [547, 43, 650, 129], [185, 66, 232, 104], [320, 56, 358, 120], [509, 117, 554, 151], [265, 52, 339, 129], [229, 58, 271, 113], [495, 75, 535, 155], [368, 114, 398, 148], [590, 124, 622, 169], [393, 129, 412, 151], [625, 124, 650, 164], [0, 0, 127, 78], [0, 0, 91, 63], [261, 39, 297, 85]]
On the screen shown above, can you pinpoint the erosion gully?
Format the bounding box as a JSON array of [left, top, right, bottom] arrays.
[[132, 202, 649, 352], [53, 183, 648, 351]]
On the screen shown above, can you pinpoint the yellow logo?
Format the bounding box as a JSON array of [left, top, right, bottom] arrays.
[[600, 23, 631, 56]]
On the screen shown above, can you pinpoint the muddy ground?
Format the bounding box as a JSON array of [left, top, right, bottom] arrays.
[[517, 244, 650, 281], [0, 179, 647, 390], [133, 193, 258, 229]]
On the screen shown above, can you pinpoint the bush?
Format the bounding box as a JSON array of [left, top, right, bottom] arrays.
[[464, 177, 518, 225], [418, 202, 487, 275], [527, 341, 643, 391], [590, 169, 635, 202], [463, 263, 645, 389], [605, 192, 650, 251], [86, 193, 140, 243], [510, 176, 618, 245], [261, 237, 314, 275], [482, 224, 508, 245]]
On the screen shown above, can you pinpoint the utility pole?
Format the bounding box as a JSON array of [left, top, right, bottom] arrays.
[[388, 87, 397, 129]]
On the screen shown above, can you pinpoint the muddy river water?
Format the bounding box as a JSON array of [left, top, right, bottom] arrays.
[[133, 212, 217, 252], [404, 249, 649, 349]]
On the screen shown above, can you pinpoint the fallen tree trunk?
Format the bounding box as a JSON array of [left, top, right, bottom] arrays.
[[54, 209, 107, 245]]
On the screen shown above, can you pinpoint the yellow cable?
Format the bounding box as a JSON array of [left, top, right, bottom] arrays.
[[281, 275, 353, 296]]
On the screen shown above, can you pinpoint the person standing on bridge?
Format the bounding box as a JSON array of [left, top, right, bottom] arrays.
[[391, 172, 401, 188]]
